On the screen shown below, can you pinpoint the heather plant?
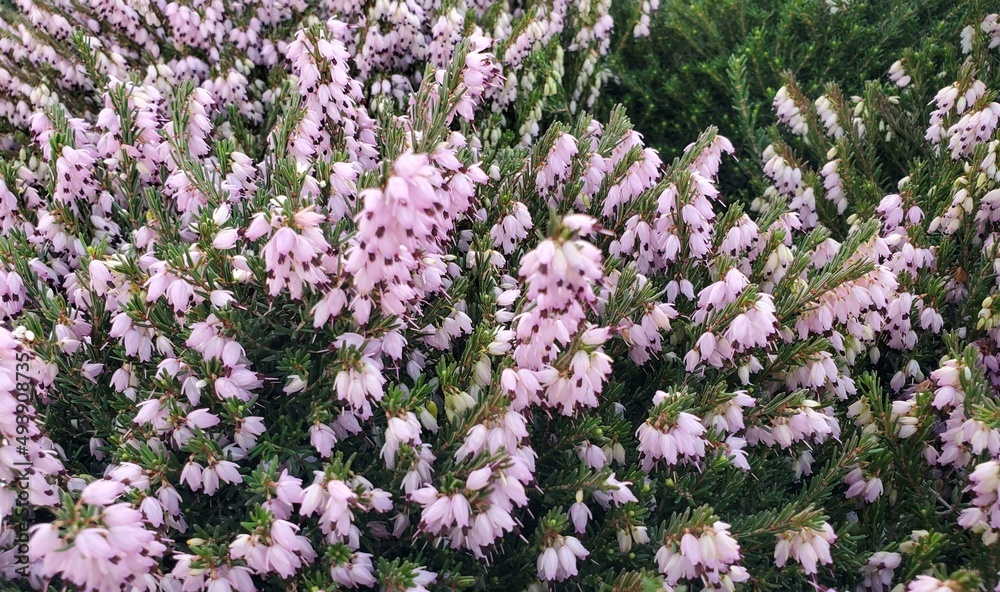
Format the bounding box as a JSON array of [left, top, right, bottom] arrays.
[[0, 0, 619, 155], [1, 2, 1000, 592], [747, 12, 1000, 390], [600, 0, 980, 181], [738, 11, 1000, 590]]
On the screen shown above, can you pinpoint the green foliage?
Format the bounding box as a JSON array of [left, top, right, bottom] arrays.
[[601, 0, 980, 192]]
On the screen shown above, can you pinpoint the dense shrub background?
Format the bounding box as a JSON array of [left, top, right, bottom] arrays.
[[1, 1, 1000, 592], [600, 0, 985, 191]]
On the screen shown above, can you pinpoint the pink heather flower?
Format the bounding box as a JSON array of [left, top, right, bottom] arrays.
[[517, 217, 603, 335], [344, 151, 483, 319], [719, 214, 760, 257], [187, 315, 247, 368], [80, 478, 127, 506], [409, 454, 522, 556], [465, 466, 493, 491], [684, 329, 731, 372], [106, 463, 149, 490], [356, 478, 394, 514], [724, 294, 778, 352], [593, 473, 638, 508], [568, 494, 592, 534], [231, 520, 319, 580], [947, 103, 1000, 159], [617, 290, 678, 364], [724, 436, 751, 471], [456, 410, 530, 462], [268, 520, 316, 578], [109, 311, 155, 361], [223, 152, 259, 202], [213, 364, 263, 402], [844, 467, 884, 504], [331, 551, 377, 588], [179, 461, 202, 493], [257, 205, 335, 300], [601, 132, 662, 217], [575, 442, 608, 470], [171, 554, 256, 591], [301, 475, 355, 538], [541, 346, 614, 415], [54, 324, 82, 355], [54, 144, 99, 211], [761, 147, 814, 226], [81, 362, 104, 383], [703, 391, 756, 433], [937, 409, 973, 469], [537, 535, 589, 581], [984, 14, 1000, 49], [145, 260, 201, 317], [617, 524, 650, 553], [888, 60, 911, 87], [310, 422, 338, 458], [655, 521, 745, 587], [401, 444, 436, 494], [429, 7, 464, 68], [0, 271, 26, 318], [229, 533, 268, 574], [313, 287, 349, 328], [958, 461, 1000, 533], [411, 486, 473, 534], [491, 201, 533, 254], [907, 576, 958, 592], [452, 35, 502, 122], [300, 472, 390, 544], [383, 412, 422, 469], [513, 215, 611, 415], [463, 505, 518, 557], [862, 551, 902, 592], [926, 83, 966, 143], [536, 132, 578, 199], [637, 391, 708, 470], [774, 86, 808, 135], [773, 523, 836, 574], [746, 400, 838, 449], [283, 374, 308, 394], [815, 95, 844, 139], [235, 416, 266, 451], [333, 336, 386, 420], [261, 470, 305, 521], [693, 268, 749, 324], [960, 417, 1000, 456], [284, 22, 377, 166], [29, 506, 167, 591], [796, 449, 817, 480], [201, 460, 243, 495], [404, 566, 437, 592], [185, 408, 221, 431], [930, 359, 965, 409], [633, 0, 657, 36]]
